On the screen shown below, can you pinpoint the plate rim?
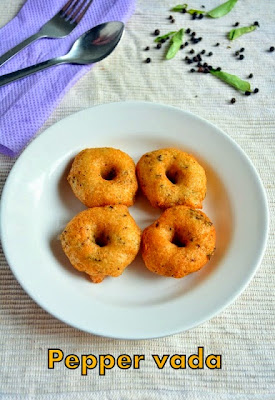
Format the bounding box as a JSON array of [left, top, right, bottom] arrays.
[[0, 100, 269, 339]]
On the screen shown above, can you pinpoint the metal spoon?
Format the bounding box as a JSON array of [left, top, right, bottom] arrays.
[[0, 21, 124, 88]]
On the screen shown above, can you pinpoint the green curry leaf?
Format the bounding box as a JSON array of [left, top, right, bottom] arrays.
[[228, 24, 257, 40], [171, 4, 205, 14], [166, 28, 184, 60], [171, 4, 188, 11], [210, 69, 251, 92], [187, 9, 205, 15], [207, 0, 238, 18], [154, 31, 177, 43]]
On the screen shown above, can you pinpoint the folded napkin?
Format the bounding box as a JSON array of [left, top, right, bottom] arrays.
[[0, 0, 135, 157]]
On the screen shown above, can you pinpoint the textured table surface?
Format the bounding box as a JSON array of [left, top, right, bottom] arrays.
[[0, 0, 274, 398]]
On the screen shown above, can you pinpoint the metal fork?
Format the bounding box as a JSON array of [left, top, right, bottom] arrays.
[[0, 0, 93, 67]]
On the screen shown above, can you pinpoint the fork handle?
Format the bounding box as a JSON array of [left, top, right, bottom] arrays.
[[0, 56, 68, 87], [0, 33, 43, 67]]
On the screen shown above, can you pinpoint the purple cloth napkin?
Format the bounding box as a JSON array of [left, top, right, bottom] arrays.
[[0, 0, 135, 157]]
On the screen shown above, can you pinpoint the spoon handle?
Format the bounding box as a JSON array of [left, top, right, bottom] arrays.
[[0, 56, 68, 88]]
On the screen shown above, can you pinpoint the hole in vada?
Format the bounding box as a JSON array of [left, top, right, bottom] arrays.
[[166, 168, 179, 184], [95, 232, 109, 247], [171, 232, 187, 248], [101, 167, 117, 181]]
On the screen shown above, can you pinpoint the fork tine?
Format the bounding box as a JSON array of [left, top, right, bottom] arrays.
[[59, 0, 76, 15], [69, 0, 94, 23], [74, 0, 94, 23], [63, 0, 84, 20]]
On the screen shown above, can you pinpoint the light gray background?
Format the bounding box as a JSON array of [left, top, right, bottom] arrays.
[[0, 0, 274, 398]]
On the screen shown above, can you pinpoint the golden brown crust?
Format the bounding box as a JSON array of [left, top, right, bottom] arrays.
[[68, 148, 138, 207], [141, 206, 216, 278], [60, 205, 141, 283], [136, 148, 206, 209]]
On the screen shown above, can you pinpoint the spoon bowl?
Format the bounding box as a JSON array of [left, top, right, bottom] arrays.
[[68, 21, 124, 64]]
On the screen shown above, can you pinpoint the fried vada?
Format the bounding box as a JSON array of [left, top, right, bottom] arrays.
[[141, 206, 216, 278], [68, 148, 138, 207], [136, 148, 206, 209], [60, 205, 141, 283]]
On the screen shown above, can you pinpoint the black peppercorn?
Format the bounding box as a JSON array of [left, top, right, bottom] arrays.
[[215, 43, 220, 46], [216, 67, 222, 71], [245, 91, 251, 96], [186, 28, 191, 34], [234, 22, 239, 27], [208, 52, 213, 56], [181, 8, 186, 13], [160, 38, 166, 43], [168, 15, 173, 20], [254, 21, 259, 26], [231, 98, 236, 104], [185, 42, 189, 46], [269, 46, 275, 52], [145, 46, 150, 51], [198, 13, 204, 19], [190, 68, 195, 72], [191, 31, 196, 37], [240, 47, 245, 52], [239, 54, 244, 60], [180, 44, 185, 49], [192, 13, 197, 20], [248, 73, 253, 78], [187, 59, 193, 64], [156, 43, 162, 49], [254, 88, 259, 93], [201, 49, 206, 54], [190, 49, 195, 54], [235, 51, 240, 56], [145, 57, 151, 63], [171, 19, 175, 23], [154, 29, 160, 36]]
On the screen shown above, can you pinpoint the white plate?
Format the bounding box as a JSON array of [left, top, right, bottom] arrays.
[[0, 102, 268, 339]]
